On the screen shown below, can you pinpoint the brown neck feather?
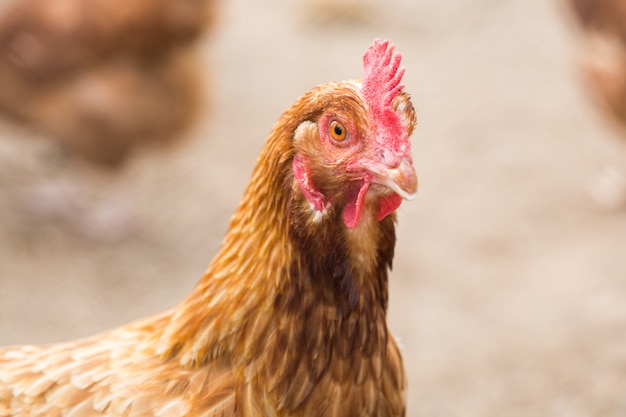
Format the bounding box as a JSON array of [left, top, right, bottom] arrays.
[[155, 100, 397, 388]]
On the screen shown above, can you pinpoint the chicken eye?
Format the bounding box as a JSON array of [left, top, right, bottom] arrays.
[[329, 120, 347, 142]]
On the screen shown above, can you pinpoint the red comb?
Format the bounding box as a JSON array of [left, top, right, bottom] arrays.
[[362, 39, 405, 116], [361, 39, 407, 151]]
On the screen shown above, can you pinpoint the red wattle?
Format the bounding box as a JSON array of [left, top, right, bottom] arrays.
[[377, 193, 402, 221], [342, 178, 370, 229]]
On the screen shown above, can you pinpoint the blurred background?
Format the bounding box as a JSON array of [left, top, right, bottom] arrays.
[[1, 0, 626, 415]]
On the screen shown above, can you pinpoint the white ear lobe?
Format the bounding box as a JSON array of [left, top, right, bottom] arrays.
[[293, 120, 317, 142]]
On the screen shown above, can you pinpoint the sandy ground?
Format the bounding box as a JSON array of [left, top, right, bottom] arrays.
[[1, 0, 626, 415]]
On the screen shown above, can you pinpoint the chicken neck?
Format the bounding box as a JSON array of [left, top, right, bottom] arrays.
[[156, 119, 396, 392]]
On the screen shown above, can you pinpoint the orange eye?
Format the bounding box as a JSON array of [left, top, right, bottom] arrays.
[[329, 120, 347, 142]]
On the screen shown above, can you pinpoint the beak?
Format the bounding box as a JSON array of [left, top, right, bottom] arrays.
[[368, 157, 418, 200]]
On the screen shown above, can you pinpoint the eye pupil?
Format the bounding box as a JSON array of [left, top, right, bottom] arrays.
[[334, 125, 343, 136]]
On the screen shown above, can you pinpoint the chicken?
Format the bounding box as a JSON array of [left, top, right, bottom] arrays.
[[0, 39, 418, 416], [0, 0, 216, 237], [566, 0, 626, 129], [0, 0, 216, 165], [565, 0, 626, 208]]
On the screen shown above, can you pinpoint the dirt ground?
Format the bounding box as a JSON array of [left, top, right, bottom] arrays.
[[1, 0, 626, 416]]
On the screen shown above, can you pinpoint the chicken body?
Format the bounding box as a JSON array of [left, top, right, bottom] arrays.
[[0, 316, 235, 416], [0, 40, 417, 416]]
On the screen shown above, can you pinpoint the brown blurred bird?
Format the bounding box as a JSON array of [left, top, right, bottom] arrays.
[[565, 0, 626, 208], [566, 0, 626, 128], [0, 0, 216, 166], [0, 39, 417, 416], [0, 0, 217, 236]]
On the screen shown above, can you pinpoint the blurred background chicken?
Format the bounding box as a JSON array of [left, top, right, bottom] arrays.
[[564, 0, 626, 209], [0, 0, 218, 238]]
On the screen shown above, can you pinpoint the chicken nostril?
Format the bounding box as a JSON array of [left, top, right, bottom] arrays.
[[380, 148, 400, 168]]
